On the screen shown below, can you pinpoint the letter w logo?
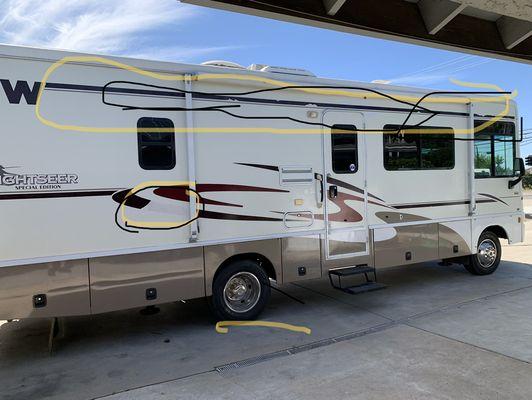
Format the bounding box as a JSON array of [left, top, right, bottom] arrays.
[[1, 80, 41, 105]]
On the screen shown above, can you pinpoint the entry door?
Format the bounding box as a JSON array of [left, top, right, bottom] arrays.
[[322, 111, 369, 260]]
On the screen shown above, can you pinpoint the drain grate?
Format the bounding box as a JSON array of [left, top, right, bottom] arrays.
[[288, 338, 336, 354], [333, 323, 394, 343], [216, 350, 290, 373], [215, 323, 396, 372]]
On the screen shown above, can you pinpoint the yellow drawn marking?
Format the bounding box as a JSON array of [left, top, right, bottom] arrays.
[[119, 180, 199, 229], [215, 320, 311, 335], [35, 56, 516, 135]]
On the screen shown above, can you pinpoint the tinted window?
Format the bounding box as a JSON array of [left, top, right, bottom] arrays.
[[474, 121, 515, 178], [383, 125, 454, 170], [331, 125, 358, 174], [137, 117, 176, 170]]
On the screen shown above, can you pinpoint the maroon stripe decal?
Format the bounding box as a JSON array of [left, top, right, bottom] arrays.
[[112, 183, 288, 210], [235, 162, 385, 203], [326, 176, 385, 203], [196, 183, 288, 193], [317, 191, 364, 222], [199, 210, 282, 222], [392, 199, 496, 209], [154, 187, 243, 208], [112, 190, 150, 209]]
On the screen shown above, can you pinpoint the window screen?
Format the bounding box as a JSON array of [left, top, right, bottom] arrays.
[[474, 121, 515, 178], [383, 125, 455, 170], [137, 117, 176, 170], [331, 125, 358, 174]]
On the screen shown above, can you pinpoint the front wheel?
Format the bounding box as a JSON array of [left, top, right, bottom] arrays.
[[210, 259, 271, 321], [463, 231, 501, 275]]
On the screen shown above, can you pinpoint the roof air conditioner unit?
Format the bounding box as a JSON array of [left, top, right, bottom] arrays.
[[201, 60, 246, 69]]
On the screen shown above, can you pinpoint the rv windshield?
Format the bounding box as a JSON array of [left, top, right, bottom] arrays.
[[474, 121, 515, 178]]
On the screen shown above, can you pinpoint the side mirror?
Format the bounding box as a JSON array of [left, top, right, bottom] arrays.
[[509, 158, 525, 189]]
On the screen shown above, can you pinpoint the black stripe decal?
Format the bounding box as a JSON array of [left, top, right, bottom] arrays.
[[46, 82, 186, 99], [234, 162, 279, 171], [44, 81, 474, 118], [0, 190, 118, 200], [478, 192, 509, 206]]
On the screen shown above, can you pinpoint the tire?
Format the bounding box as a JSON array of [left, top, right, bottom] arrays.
[[210, 259, 271, 321], [463, 231, 501, 275]]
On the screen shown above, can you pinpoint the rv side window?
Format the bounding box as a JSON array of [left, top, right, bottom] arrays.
[[331, 125, 358, 174], [383, 125, 454, 170], [474, 121, 515, 178], [137, 117, 176, 170]]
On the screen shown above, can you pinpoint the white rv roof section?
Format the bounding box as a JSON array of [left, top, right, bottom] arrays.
[[0, 43, 516, 118]]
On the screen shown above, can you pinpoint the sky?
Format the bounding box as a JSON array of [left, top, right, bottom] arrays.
[[0, 0, 531, 153]]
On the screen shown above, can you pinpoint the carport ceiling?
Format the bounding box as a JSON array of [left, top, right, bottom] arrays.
[[182, 0, 532, 64]]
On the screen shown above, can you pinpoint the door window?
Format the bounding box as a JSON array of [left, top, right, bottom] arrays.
[[331, 124, 358, 174]]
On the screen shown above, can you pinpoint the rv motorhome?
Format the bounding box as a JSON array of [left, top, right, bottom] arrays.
[[0, 45, 526, 321]]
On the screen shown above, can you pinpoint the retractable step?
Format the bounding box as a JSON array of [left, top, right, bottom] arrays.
[[342, 282, 386, 295], [329, 266, 374, 277], [328, 264, 386, 295]]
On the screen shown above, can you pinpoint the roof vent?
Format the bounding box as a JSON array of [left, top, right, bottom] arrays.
[[248, 64, 315, 77], [201, 60, 246, 69]]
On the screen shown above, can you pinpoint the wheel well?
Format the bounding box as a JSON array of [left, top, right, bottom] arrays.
[[215, 253, 277, 282], [483, 225, 508, 240]]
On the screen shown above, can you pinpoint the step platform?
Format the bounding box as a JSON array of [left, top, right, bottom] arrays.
[[328, 265, 386, 295]]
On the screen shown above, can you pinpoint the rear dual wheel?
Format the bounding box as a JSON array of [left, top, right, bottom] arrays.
[[210, 259, 271, 321]]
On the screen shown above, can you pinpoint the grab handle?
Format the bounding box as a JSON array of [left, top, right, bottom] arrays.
[[315, 173, 323, 208]]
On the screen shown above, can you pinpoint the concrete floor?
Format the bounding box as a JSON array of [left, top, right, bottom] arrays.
[[1, 195, 531, 400]]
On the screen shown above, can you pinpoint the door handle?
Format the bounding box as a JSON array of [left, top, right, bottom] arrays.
[[315, 173, 324, 207], [328, 185, 338, 199]]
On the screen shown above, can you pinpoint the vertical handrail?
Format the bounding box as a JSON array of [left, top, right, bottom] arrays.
[[185, 74, 198, 241], [468, 101, 476, 216]]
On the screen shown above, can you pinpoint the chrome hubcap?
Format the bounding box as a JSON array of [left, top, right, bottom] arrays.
[[223, 272, 261, 313], [477, 239, 497, 268]]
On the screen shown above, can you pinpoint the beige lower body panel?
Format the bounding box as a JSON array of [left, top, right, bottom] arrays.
[[282, 235, 321, 282], [0, 221, 474, 319], [438, 221, 472, 258], [89, 247, 204, 314], [374, 224, 439, 268], [0, 260, 90, 319]]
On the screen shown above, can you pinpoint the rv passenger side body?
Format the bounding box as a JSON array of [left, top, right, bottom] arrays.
[[0, 44, 524, 320]]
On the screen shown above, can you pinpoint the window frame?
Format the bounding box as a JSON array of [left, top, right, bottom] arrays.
[[474, 120, 516, 179], [382, 124, 456, 171], [330, 124, 359, 174], [137, 117, 176, 171]]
